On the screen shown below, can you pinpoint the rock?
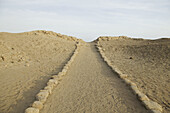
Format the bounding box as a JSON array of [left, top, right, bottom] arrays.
[[49, 79, 57, 84], [102, 55, 106, 59], [97, 49, 100, 52], [67, 61, 72, 66], [114, 67, 122, 75], [152, 110, 161, 113], [47, 79, 58, 87], [104, 57, 108, 62], [120, 74, 128, 78], [25, 107, 39, 113], [64, 66, 69, 70], [106, 61, 112, 66], [130, 85, 149, 101], [70, 56, 75, 61], [130, 82, 136, 86], [36, 90, 49, 103], [51, 75, 58, 79], [44, 86, 53, 94], [53, 75, 62, 81], [137, 92, 149, 101], [74, 51, 78, 54], [57, 72, 63, 76], [132, 87, 141, 95], [69, 58, 74, 62], [32, 101, 43, 110], [98, 47, 102, 50], [123, 78, 131, 85], [51, 75, 57, 79], [130, 84, 138, 92], [61, 69, 67, 75], [143, 100, 162, 112]]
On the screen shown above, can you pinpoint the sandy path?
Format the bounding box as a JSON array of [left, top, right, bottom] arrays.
[[41, 43, 149, 113]]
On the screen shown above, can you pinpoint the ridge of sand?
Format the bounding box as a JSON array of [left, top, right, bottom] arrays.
[[40, 43, 149, 113], [0, 32, 78, 113], [98, 37, 170, 113], [0, 30, 84, 42], [97, 41, 162, 113], [95, 36, 170, 41]]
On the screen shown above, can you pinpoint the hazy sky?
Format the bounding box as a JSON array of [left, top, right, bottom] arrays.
[[0, 0, 170, 41]]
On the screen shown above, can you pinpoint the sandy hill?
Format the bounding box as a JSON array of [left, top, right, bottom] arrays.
[[97, 36, 170, 113], [0, 30, 82, 113], [0, 32, 169, 113]]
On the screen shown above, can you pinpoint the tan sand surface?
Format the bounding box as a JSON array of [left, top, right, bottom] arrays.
[[41, 43, 149, 113], [98, 37, 170, 113], [0, 31, 77, 113], [0, 31, 169, 113]]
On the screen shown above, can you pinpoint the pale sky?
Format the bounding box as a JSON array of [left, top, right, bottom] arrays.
[[0, 0, 170, 41]]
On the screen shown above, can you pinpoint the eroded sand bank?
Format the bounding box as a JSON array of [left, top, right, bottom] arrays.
[[98, 37, 170, 113], [0, 31, 79, 113]]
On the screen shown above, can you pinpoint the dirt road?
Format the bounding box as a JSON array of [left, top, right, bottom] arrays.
[[41, 43, 149, 113]]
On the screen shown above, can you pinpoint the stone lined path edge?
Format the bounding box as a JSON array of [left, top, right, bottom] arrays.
[[25, 42, 81, 113], [96, 41, 162, 113]]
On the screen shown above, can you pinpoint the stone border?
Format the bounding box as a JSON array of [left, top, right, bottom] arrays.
[[96, 41, 162, 113], [25, 42, 81, 113]]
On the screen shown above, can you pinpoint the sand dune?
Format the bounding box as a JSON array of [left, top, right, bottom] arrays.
[[0, 31, 169, 113]]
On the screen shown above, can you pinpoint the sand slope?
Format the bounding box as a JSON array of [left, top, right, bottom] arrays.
[[0, 31, 78, 113], [41, 43, 149, 113], [0, 31, 169, 113], [98, 37, 170, 113]]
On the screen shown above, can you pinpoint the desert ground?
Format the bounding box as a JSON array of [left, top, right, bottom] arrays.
[[0, 31, 82, 113], [0, 31, 169, 113], [97, 36, 170, 113]]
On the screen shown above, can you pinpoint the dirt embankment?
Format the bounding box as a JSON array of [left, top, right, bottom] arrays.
[[0, 31, 80, 113], [98, 36, 170, 113]]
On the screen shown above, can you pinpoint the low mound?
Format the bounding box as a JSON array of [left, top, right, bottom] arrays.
[[0, 31, 81, 113], [24, 30, 84, 42], [97, 36, 170, 113]]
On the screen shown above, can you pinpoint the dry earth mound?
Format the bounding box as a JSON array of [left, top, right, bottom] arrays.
[[97, 36, 170, 113], [0, 31, 80, 113], [25, 30, 84, 42]]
